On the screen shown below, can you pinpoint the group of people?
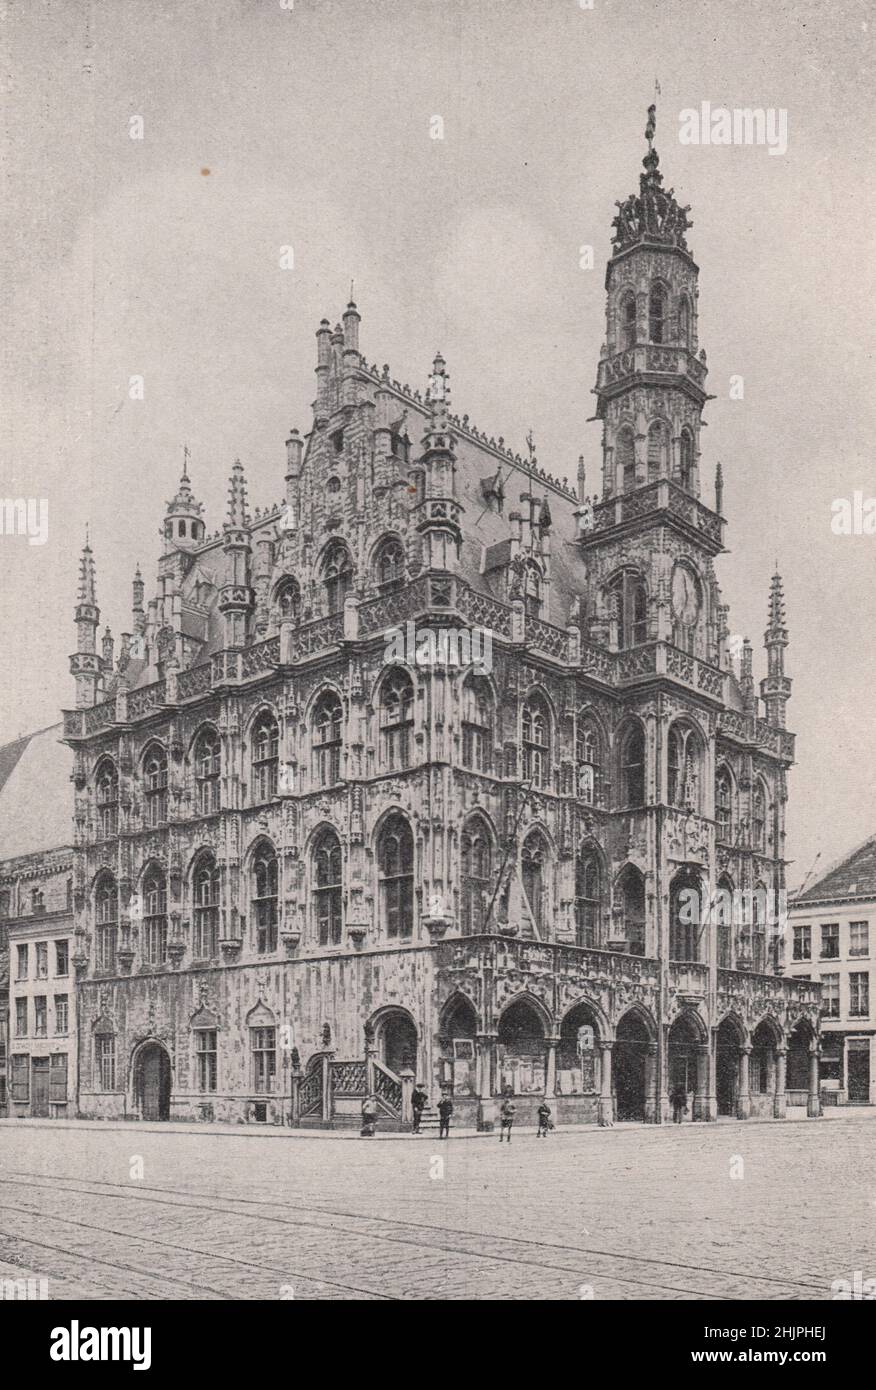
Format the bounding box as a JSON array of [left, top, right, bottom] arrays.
[[362, 1084, 690, 1137]]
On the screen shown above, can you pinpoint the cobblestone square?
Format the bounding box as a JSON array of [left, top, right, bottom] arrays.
[[1, 1116, 872, 1300]]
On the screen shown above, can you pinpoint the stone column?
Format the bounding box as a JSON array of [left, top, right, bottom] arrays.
[[645, 1042, 659, 1123], [321, 1049, 335, 1125], [544, 1037, 559, 1098], [598, 1041, 614, 1126], [807, 1042, 821, 1118], [476, 1032, 497, 1131], [693, 1043, 709, 1121], [774, 1046, 787, 1119], [737, 1045, 751, 1119], [400, 1066, 414, 1126], [290, 1060, 302, 1127]]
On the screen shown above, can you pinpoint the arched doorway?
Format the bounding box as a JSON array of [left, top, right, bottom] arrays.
[[497, 998, 547, 1095], [438, 995, 478, 1096], [614, 1010, 651, 1120], [715, 1016, 744, 1117], [668, 1012, 703, 1119], [750, 1019, 780, 1117], [133, 1041, 171, 1121], [374, 1008, 418, 1077], [558, 1001, 602, 1096], [787, 1019, 814, 1099]]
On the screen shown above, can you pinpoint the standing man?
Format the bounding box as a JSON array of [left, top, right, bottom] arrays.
[[670, 1081, 687, 1124], [437, 1091, 454, 1140], [536, 1099, 552, 1138], [411, 1081, 428, 1134], [499, 1095, 516, 1143]]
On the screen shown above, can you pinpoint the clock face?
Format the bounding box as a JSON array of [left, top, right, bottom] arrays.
[[671, 565, 700, 625]]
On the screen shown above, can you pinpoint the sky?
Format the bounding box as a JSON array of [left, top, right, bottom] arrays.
[[1, 0, 874, 888]]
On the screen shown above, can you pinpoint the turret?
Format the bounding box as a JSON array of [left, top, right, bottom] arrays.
[[219, 459, 253, 648], [415, 353, 464, 572], [132, 564, 145, 635], [163, 447, 205, 552], [315, 318, 332, 425], [760, 568, 792, 728], [69, 532, 102, 707], [594, 104, 705, 501]]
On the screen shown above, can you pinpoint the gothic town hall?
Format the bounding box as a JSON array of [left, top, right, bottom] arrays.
[[58, 114, 821, 1130]]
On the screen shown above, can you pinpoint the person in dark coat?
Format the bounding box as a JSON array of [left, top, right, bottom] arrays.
[[411, 1083, 428, 1134], [536, 1100, 552, 1138], [437, 1093, 454, 1139], [499, 1096, 516, 1142], [670, 1083, 687, 1124]]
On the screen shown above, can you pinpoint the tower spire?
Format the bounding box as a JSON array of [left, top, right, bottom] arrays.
[[761, 568, 791, 728], [164, 448, 205, 550], [70, 532, 102, 707]]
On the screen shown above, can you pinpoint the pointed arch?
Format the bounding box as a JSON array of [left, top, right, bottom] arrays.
[[250, 707, 280, 803], [273, 575, 301, 624], [617, 718, 646, 808], [377, 665, 415, 772], [716, 762, 734, 842], [373, 534, 406, 592], [615, 862, 646, 955], [312, 824, 343, 946], [250, 837, 279, 954], [95, 756, 119, 838], [460, 813, 494, 935], [192, 723, 221, 815], [141, 741, 168, 827], [140, 861, 168, 966], [618, 289, 637, 351], [716, 871, 734, 969], [575, 708, 604, 805], [376, 810, 414, 940], [521, 827, 551, 936], [522, 689, 553, 788], [647, 419, 670, 480], [320, 538, 354, 615], [191, 848, 220, 959], [648, 281, 667, 343], [616, 425, 636, 492], [461, 670, 494, 772], [311, 687, 344, 787], [667, 718, 705, 811], [93, 868, 118, 972], [574, 840, 605, 948]]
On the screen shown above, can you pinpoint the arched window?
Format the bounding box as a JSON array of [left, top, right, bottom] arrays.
[[194, 728, 221, 815], [670, 869, 702, 962], [522, 831, 548, 935], [716, 873, 734, 969], [668, 723, 701, 810], [375, 538, 405, 592], [251, 712, 279, 803], [616, 426, 636, 492], [275, 577, 301, 624], [647, 421, 669, 480], [461, 817, 492, 934], [192, 853, 220, 959], [143, 745, 168, 827], [753, 783, 767, 852], [461, 674, 493, 772], [312, 691, 343, 787], [313, 828, 343, 947], [620, 724, 645, 807], [321, 541, 353, 615], [95, 872, 118, 972], [619, 291, 636, 351], [252, 842, 278, 954], [379, 669, 414, 772], [522, 694, 551, 788], [752, 880, 768, 972], [608, 571, 648, 648], [649, 283, 666, 343], [142, 866, 168, 966], [96, 758, 118, 839], [619, 864, 646, 954], [575, 849, 601, 947], [575, 717, 601, 805], [678, 295, 691, 346], [679, 429, 694, 491], [716, 768, 732, 842], [378, 814, 414, 939]]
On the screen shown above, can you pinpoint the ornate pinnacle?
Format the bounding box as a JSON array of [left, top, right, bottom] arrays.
[[226, 458, 249, 528], [767, 569, 786, 634], [77, 533, 97, 605]]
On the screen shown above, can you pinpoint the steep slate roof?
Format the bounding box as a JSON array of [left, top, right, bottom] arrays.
[[0, 724, 74, 860], [793, 835, 876, 905]]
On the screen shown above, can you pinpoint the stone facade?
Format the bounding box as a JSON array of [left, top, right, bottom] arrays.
[[61, 110, 820, 1130]]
